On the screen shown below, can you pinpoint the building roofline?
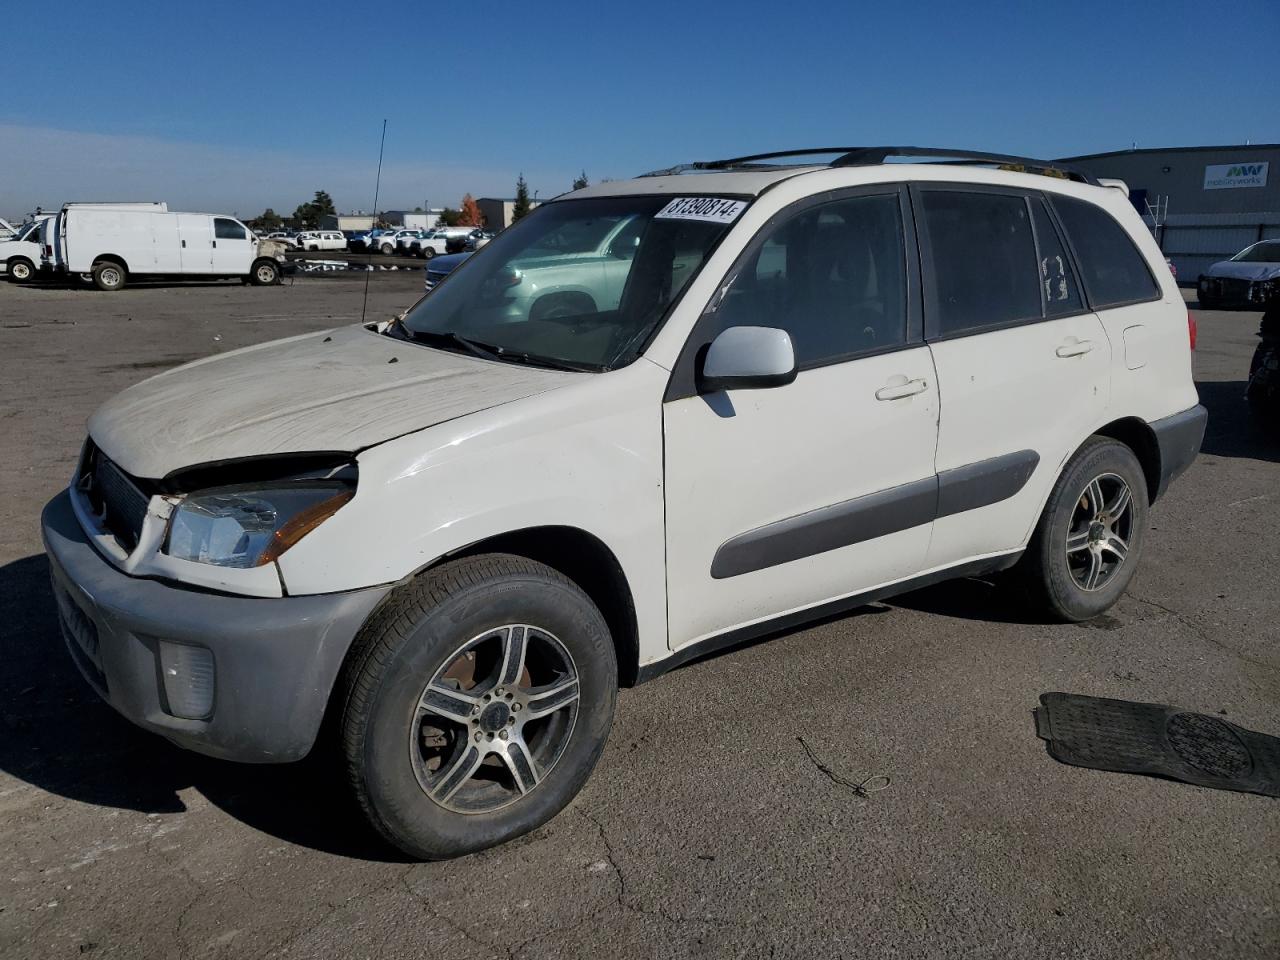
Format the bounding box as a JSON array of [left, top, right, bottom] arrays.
[[1058, 143, 1280, 162]]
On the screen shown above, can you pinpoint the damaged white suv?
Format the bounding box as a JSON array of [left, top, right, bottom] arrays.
[[43, 147, 1205, 859]]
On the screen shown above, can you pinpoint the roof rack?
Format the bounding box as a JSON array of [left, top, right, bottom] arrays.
[[638, 146, 1098, 185]]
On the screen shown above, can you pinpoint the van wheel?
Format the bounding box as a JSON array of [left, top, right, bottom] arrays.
[[250, 259, 281, 286], [91, 261, 126, 292], [422, 247, 436, 260], [7, 258, 34, 283], [339, 554, 617, 860], [1021, 437, 1148, 622]]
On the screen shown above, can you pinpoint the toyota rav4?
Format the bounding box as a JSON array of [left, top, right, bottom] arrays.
[[42, 147, 1206, 859]]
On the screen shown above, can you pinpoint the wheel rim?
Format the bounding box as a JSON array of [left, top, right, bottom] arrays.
[[257, 264, 275, 283], [409, 624, 580, 814], [101, 267, 120, 287], [1065, 472, 1133, 591], [12, 262, 30, 280]]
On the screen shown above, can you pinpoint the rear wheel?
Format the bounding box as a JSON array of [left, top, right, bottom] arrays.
[[380, 242, 394, 255], [422, 247, 436, 260], [1021, 437, 1148, 622], [6, 258, 34, 283], [91, 260, 126, 292], [340, 554, 617, 860]]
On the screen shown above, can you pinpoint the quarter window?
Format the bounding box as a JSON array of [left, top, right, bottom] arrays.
[[713, 193, 908, 366], [214, 218, 246, 240], [919, 191, 1041, 337], [1030, 199, 1083, 317], [1049, 196, 1159, 308]]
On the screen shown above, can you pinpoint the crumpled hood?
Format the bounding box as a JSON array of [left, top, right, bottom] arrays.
[[1204, 260, 1280, 282], [89, 324, 576, 479]]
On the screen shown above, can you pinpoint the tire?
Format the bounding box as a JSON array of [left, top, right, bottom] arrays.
[[308, 244, 319, 252], [1020, 437, 1148, 622], [6, 258, 34, 283], [422, 247, 436, 260], [380, 243, 394, 255], [91, 260, 126, 292], [339, 554, 617, 860], [250, 259, 280, 286]]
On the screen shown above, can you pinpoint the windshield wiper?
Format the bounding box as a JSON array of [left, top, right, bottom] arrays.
[[399, 327, 503, 362], [393, 322, 599, 372]]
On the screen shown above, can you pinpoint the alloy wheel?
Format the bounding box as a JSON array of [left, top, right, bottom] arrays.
[[409, 624, 580, 813], [1065, 472, 1133, 591]]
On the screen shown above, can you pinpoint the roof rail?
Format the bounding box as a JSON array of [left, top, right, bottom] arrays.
[[638, 146, 1098, 185]]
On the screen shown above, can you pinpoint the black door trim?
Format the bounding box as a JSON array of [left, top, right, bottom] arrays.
[[709, 448, 1039, 579], [638, 551, 1023, 685]]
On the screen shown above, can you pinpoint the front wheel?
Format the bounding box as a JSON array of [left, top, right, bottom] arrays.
[[6, 258, 34, 283], [380, 243, 394, 255], [250, 259, 281, 286], [422, 247, 436, 260], [340, 554, 617, 860], [1020, 437, 1148, 622]]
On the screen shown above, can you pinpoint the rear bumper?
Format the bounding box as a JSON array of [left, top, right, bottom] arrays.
[[1151, 404, 1207, 501], [41, 489, 392, 763]]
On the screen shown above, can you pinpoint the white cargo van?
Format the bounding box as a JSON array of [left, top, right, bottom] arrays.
[[46, 202, 282, 291]]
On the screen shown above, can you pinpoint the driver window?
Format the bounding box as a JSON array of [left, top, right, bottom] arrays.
[[715, 194, 907, 366]]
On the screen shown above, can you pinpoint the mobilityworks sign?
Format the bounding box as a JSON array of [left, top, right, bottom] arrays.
[[1203, 161, 1269, 190]]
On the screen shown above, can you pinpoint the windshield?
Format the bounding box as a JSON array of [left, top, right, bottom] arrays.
[[400, 195, 744, 370], [1232, 242, 1280, 263]]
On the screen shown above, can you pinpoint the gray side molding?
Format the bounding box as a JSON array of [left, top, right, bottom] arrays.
[[710, 449, 1041, 579]]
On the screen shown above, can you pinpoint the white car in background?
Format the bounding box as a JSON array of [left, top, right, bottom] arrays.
[[370, 228, 419, 254], [1, 220, 46, 282], [296, 231, 346, 251], [42, 146, 1204, 861]]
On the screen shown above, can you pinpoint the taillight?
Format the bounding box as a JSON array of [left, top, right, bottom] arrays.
[[1187, 309, 1197, 351]]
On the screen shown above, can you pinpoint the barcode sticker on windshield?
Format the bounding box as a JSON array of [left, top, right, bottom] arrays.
[[655, 197, 747, 224]]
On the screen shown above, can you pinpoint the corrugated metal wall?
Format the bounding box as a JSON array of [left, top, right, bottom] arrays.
[[1144, 213, 1280, 280]]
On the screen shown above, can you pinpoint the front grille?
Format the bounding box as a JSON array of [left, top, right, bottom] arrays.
[[83, 446, 150, 551]]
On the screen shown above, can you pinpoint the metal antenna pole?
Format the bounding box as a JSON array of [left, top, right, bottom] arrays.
[[360, 119, 388, 325]]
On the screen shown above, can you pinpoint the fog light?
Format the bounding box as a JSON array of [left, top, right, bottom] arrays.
[[158, 641, 215, 719]]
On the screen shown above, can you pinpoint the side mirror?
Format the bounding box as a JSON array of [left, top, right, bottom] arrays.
[[700, 326, 797, 392]]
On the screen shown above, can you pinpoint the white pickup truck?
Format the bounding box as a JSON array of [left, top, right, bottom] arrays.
[[1, 219, 47, 282]]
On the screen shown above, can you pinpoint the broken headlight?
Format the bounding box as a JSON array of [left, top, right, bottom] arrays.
[[164, 483, 354, 568]]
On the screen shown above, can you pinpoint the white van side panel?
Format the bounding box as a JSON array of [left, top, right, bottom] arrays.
[[176, 215, 214, 273], [65, 209, 161, 274], [150, 214, 184, 272]]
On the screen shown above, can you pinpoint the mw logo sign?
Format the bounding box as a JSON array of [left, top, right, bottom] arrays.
[[1203, 161, 1269, 190]]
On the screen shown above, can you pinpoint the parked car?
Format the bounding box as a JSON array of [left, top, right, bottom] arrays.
[[296, 231, 346, 252], [395, 230, 428, 255], [348, 228, 399, 254], [1197, 239, 1280, 309], [1, 219, 46, 282], [422, 251, 472, 291], [42, 147, 1204, 861], [263, 232, 298, 248], [1247, 304, 1280, 421], [43, 202, 282, 290]]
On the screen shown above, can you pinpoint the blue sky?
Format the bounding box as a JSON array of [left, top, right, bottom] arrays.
[[4, 0, 1278, 219]]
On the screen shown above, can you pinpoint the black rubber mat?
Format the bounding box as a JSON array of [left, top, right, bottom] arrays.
[[1035, 693, 1280, 798]]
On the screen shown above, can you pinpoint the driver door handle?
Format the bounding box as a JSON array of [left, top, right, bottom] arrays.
[[875, 377, 929, 401], [1056, 338, 1094, 358]]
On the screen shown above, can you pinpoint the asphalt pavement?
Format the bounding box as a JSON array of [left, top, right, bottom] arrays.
[[0, 275, 1276, 959]]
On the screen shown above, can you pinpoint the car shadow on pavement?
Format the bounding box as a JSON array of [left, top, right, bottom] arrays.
[[1195, 379, 1279, 463], [0, 552, 410, 863]]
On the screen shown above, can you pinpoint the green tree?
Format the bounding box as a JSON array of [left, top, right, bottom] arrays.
[[436, 208, 462, 227], [572, 170, 589, 191], [291, 190, 336, 228], [252, 208, 283, 231], [512, 174, 532, 222]]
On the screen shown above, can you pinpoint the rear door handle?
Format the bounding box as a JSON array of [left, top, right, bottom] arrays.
[[1056, 338, 1094, 358], [875, 377, 929, 401]]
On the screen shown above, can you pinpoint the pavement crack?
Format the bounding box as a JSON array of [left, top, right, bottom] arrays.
[[1127, 592, 1279, 679], [574, 808, 735, 936], [796, 737, 890, 798], [398, 868, 505, 959]]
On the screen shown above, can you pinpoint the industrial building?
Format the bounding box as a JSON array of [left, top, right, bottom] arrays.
[[1059, 144, 1280, 281], [478, 197, 541, 231]]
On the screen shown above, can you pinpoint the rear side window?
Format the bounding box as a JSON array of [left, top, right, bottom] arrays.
[[1030, 199, 1083, 317], [919, 191, 1041, 337], [214, 218, 246, 240], [1049, 196, 1159, 308]]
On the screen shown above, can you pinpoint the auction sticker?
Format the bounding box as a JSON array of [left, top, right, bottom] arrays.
[[654, 197, 747, 224]]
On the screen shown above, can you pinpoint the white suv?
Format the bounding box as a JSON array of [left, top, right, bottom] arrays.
[[42, 147, 1205, 860]]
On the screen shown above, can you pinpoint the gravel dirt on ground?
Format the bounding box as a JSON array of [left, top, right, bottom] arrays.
[[0, 277, 1277, 959]]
